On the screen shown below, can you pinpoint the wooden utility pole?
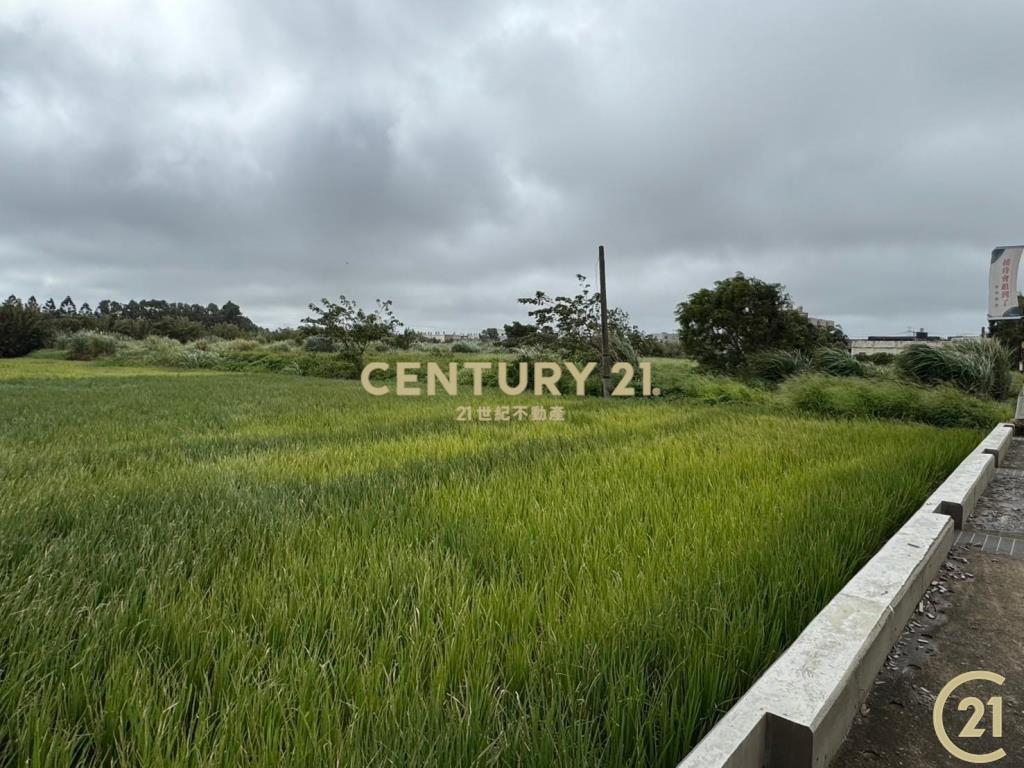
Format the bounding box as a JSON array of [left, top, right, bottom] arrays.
[[598, 245, 611, 398]]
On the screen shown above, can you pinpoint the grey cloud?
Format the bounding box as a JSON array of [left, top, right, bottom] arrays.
[[1, 1, 1023, 337]]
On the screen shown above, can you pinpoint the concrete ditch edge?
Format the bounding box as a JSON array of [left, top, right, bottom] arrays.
[[676, 427, 1004, 768]]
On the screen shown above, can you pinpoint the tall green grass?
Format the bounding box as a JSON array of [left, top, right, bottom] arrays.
[[812, 347, 866, 377], [39, 334, 520, 380], [747, 349, 810, 382], [780, 373, 1010, 428], [0, 360, 985, 766], [896, 338, 1012, 399]]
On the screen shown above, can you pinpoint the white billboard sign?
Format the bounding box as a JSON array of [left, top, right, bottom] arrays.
[[989, 246, 1023, 321]]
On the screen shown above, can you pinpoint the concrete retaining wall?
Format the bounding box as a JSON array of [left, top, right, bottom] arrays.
[[918, 454, 992, 529], [974, 423, 1014, 466], [677, 427, 1004, 768]]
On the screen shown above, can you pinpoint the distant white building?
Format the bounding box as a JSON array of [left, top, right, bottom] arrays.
[[848, 329, 954, 356], [417, 330, 478, 343]]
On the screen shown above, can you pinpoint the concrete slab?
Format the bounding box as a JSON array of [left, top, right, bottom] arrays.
[[922, 453, 995, 529], [834, 436, 1024, 766], [956, 529, 1024, 559], [974, 423, 1014, 466], [969, 467, 1024, 536], [833, 550, 1024, 767]]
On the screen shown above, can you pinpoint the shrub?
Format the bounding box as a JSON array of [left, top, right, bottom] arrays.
[[896, 338, 1012, 400], [451, 341, 478, 353], [662, 373, 769, 405], [866, 352, 895, 365], [138, 336, 187, 366], [219, 338, 259, 352], [264, 340, 297, 353], [304, 335, 336, 353], [780, 374, 1008, 429], [190, 337, 219, 351], [392, 328, 422, 350], [209, 323, 246, 340], [64, 332, 121, 361], [180, 349, 223, 369], [812, 347, 865, 377], [104, 336, 361, 379], [748, 349, 809, 382]]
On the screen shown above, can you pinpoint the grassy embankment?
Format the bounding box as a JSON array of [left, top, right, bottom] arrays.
[[31, 335, 1016, 429], [0, 358, 984, 766]]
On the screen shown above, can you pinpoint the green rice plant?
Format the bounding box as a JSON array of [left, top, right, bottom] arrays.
[[896, 338, 1012, 399], [0, 358, 986, 767], [812, 347, 865, 377], [747, 349, 810, 382]]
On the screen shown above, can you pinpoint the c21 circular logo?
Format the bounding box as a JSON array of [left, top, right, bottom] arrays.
[[932, 671, 1007, 764]]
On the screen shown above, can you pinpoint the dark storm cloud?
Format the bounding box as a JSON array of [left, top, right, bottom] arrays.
[[2, 1, 1023, 335]]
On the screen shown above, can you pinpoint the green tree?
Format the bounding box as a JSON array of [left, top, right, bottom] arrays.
[[814, 323, 851, 349], [675, 273, 822, 373], [153, 316, 206, 342], [516, 274, 638, 366], [301, 296, 401, 370], [0, 295, 50, 357], [391, 327, 422, 350], [501, 321, 544, 348]]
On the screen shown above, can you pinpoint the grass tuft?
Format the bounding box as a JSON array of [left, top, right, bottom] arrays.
[[896, 338, 1012, 400]]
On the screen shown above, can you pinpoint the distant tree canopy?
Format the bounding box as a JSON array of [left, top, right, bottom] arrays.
[[675, 273, 848, 373], [1, 296, 49, 357], [0, 294, 261, 355], [502, 321, 543, 347], [300, 296, 402, 369]]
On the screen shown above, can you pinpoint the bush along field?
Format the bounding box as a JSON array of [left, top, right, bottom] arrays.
[[27, 331, 1019, 429], [0, 359, 987, 767]]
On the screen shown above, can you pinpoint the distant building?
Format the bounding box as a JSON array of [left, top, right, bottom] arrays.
[[417, 330, 477, 343], [848, 329, 955, 356], [795, 307, 839, 332]]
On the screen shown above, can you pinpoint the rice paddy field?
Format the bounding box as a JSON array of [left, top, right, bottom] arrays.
[[0, 359, 985, 767]]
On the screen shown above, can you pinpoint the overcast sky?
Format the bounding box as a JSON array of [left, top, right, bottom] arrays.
[[2, 1, 1023, 337]]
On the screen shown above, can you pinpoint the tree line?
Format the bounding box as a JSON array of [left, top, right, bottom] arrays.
[[1, 295, 259, 357], [3, 273, 850, 373]]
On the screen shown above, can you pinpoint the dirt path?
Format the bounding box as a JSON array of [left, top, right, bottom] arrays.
[[834, 437, 1024, 767]]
